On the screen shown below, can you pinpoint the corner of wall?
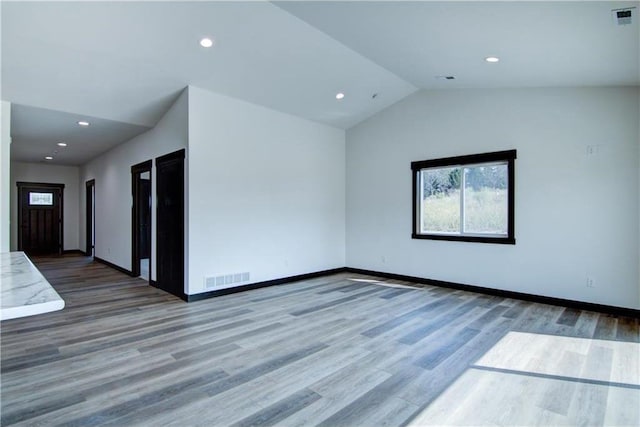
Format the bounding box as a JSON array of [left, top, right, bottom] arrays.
[[78, 85, 190, 278], [0, 101, 11, 252]]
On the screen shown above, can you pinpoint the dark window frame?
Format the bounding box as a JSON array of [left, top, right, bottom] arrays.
[[411, 150, 516, 244]]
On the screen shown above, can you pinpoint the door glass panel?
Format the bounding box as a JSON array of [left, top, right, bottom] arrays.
[[29, 192, 53, 205]]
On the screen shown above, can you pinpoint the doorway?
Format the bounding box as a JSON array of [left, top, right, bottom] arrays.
[[85, 179, 95, 257], [155, 149, 184, 298], [17, 182, 64, 256], [131, 160, 152, 280]]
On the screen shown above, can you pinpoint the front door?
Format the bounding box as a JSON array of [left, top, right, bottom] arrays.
[[17, 182, 64, 256]]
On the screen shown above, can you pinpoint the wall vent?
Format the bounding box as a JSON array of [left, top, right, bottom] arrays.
[[612, 8, 634, 26], [205, 272, 250, 289]]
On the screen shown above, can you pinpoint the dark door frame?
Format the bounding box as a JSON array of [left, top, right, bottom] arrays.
[[17, 182, 65, 255], [155, 149, 185, 299], [85, 179, 95, 257], [131, 160, 152, 280]]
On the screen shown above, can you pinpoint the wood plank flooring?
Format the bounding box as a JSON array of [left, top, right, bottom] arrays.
[[1, 255, 638, 426]]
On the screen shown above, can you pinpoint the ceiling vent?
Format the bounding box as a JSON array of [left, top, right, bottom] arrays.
[[612, 8, 634, 26]]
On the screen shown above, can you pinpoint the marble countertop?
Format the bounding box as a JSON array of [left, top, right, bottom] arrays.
[[1, 251, 65, 321]]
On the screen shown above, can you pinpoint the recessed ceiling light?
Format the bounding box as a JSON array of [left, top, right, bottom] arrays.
[[45, 156, 53, 160], [57, 142, 67, 147], [77, 121, 90, 126], [485, 56, 500, 63], [200, 37, 214, 48], [336, 92, 345, 100]]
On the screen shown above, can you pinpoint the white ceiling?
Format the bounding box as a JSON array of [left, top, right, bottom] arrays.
[[278, 1, 640, 89], [2, 1, 638, 166], [10, 104, 151, 166]]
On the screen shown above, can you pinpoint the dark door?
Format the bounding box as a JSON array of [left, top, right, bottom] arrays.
[[85, 179, 95, 257], [155, 149, 184, 298], [138, 179, 151, 259], [17, 182, 64, 256]]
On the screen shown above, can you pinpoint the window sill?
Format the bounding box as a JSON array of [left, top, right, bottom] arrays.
[[412, 233, 516, 245]]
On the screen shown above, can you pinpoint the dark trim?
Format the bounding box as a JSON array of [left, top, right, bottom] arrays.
[[155, 148, 185, 165], [16, 182, 65, 255], [144, 261, 638, 317], [85, 179, 95, 257], [344, 267, 640, 319], [131, 160, 153, 174], [63, 250, 85, 255], [16, 182, 66, 189], [131, 160, 152, 280], [411, 150, 516, 245], [183, 268, 346, 302], [507, 155, 515, 240], [411, 233, 516, 245], [412, 163, 418, 246], [94, 256, 135, 277], [410, 149, 517, 170]]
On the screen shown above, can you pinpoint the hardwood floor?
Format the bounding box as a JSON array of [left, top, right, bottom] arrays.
[[1, 255, 638, 426]]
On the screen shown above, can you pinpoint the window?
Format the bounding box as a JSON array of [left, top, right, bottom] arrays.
[[411, 150, 516, 244], [29, 192, 53, 206]]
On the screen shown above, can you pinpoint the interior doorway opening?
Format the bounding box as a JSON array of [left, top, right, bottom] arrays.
[[131, 160, 152, 281]]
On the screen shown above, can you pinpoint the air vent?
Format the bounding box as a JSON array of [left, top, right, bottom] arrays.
[[612, 8, 634, 26], [205, 272, 250, 289]]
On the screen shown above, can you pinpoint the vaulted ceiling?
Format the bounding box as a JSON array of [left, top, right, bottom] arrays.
[[3, 1, 638, 165]]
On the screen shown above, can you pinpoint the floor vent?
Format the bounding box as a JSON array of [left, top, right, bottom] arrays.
[[205, 272, 250, 289]]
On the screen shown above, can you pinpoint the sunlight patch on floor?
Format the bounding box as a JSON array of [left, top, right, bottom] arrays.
[[346, 277, 415, 289], [407, 332, 640, 426], [475, 331, 640, 386]]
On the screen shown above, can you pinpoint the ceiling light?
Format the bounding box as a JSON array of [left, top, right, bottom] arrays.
[[57, 142, 67, 147], [336, 92, 345, 100], [78, 121, 90, 126], [200, 37, 214, 48], [45, 156, 53, 160], [485, 56, 500, 63]]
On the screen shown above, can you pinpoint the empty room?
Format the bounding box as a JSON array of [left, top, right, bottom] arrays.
[[0, 1, 639, 426]]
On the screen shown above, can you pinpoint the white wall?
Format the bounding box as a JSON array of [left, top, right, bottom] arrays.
[[79, 89, 188, 279], [187, 86, 345, 295], [1, 101, 10, 252], [10, 161, 80, 251], [346, 87, 640, 310]]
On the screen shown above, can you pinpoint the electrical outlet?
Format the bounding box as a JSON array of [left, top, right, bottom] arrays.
[[586, 277, 596, 288], [586, 145, 601, 156]]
